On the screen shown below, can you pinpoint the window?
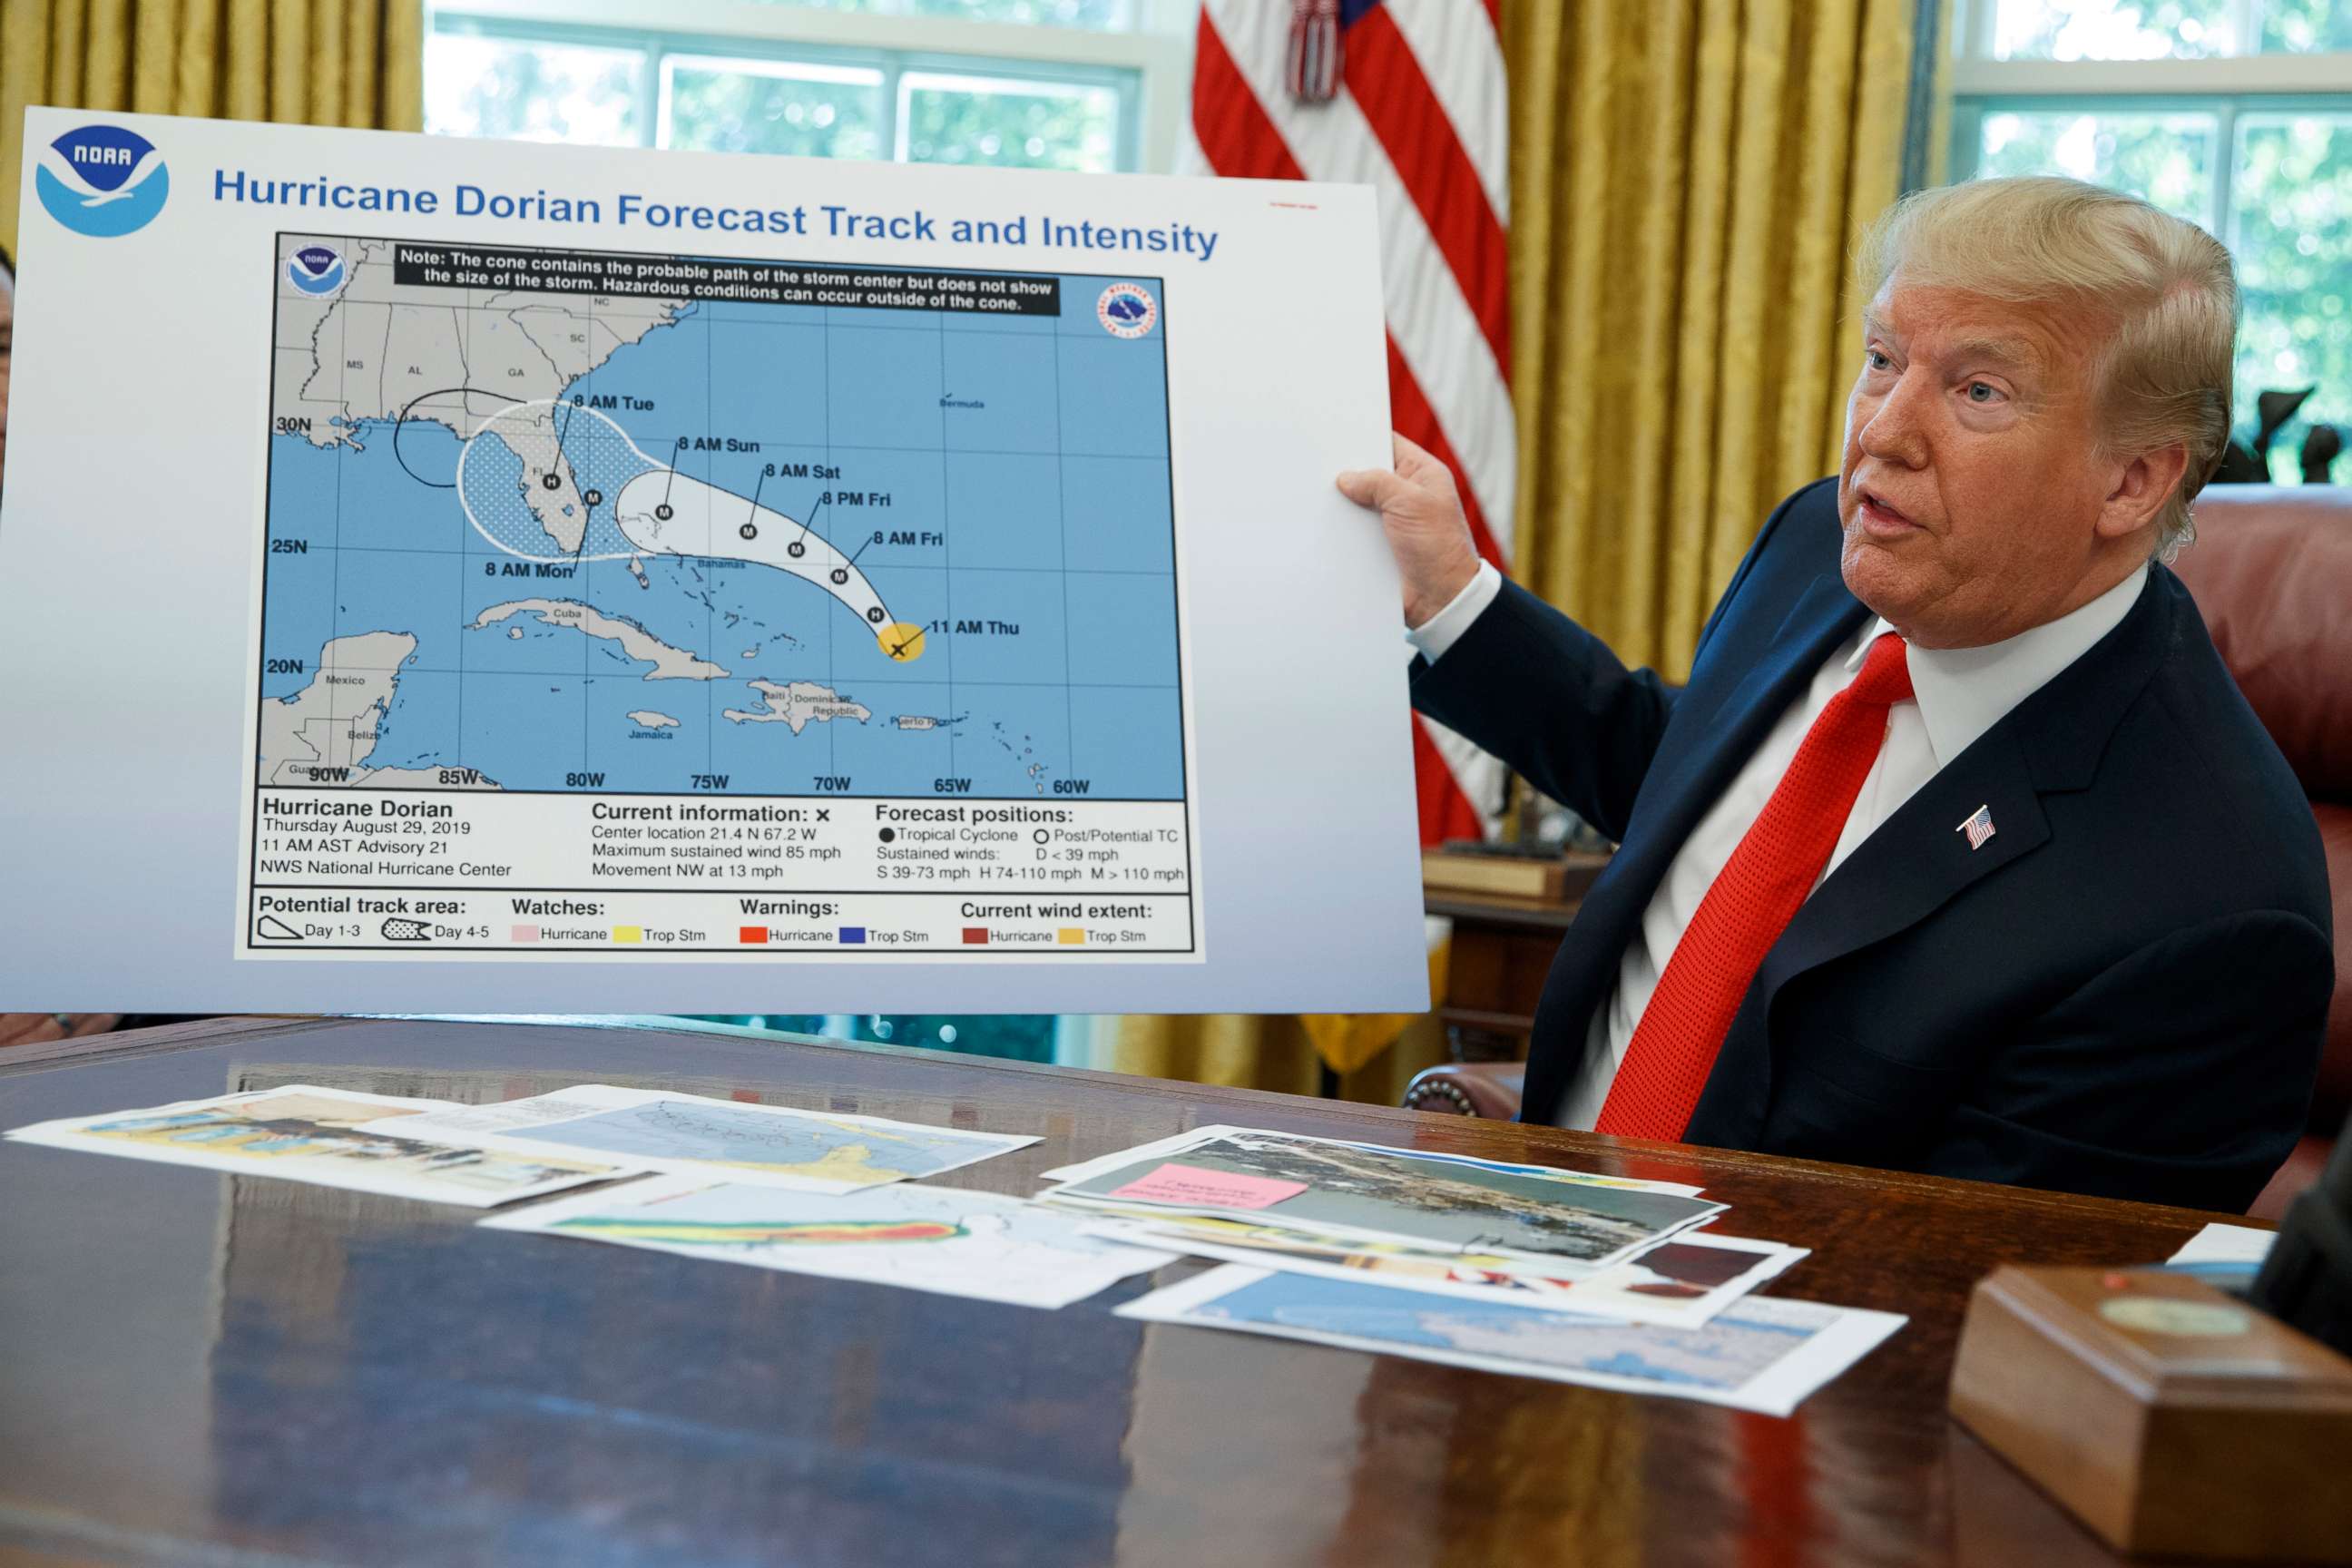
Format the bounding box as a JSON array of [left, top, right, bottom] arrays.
[[1950, 0, 2352, 482], [424, 0, 1192, 174]]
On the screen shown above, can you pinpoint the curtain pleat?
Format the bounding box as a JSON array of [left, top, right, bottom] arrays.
[[1505, 0, 1918, 681], [1, 0, 423, 258]]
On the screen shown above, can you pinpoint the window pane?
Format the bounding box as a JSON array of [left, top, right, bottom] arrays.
[[425, 33, 644, 145], [1993, 0, 2237, 59], [899, 0, 1138, 29], [849, 1015, 1058, 1062], [897, 72, 1122, 172], [2259, 0, 2352, 53], [662, 57, 887, 161], [1975, 110, 2219, 227], [2230, 113, 2352, 481], [740, 0, 1138, 29]]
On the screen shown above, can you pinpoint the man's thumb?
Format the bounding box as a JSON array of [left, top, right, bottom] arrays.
[[1335, 467, 1397, 509]]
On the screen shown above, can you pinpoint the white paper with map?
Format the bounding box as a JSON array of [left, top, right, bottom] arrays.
[[1040, 1126, 1726, 1268], [4, 1084, 636, 1207], [1081, 1220, 1806, 1328], [1119, 1266, 1905, 1416], [485, 1172, 1176, 1308], [1, 108, 1425, 1015], [365, 1083, 1035, 1192]]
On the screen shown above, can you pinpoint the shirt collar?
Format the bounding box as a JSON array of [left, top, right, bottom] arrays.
[[1844, 564, 2150, 769]]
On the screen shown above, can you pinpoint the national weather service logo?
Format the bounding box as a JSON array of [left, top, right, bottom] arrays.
[[286, 244, 347, 296], [35, 124, 170, 238], [1096, 282, 1157, 339]]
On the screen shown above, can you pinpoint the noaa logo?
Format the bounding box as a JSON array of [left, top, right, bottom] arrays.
[[35, 124, 170, 238], [1097, 282, 1157, 339], [287, 244, 347, 296]]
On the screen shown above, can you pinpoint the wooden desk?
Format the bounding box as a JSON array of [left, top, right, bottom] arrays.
[[0, 1016, 2249, 1567]]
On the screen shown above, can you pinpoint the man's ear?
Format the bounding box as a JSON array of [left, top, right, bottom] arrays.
[[2098, 441, 2190, 541]]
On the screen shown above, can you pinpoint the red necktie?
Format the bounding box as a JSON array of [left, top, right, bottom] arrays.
[[1595, 632, 1914, 1142]]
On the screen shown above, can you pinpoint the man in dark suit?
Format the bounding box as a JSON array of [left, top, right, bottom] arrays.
[[1339, 177, 2334, 1212]]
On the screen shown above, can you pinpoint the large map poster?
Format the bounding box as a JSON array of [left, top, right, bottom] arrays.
[[250, 236, 1192, 958], [2, 109, 1422, 1014]]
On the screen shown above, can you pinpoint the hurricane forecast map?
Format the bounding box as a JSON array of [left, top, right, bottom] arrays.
[[245, 233, 1198, 960]]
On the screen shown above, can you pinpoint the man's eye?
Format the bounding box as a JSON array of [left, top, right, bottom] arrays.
[[1867, 349, 1892, 370], [1966, 381, 2001, 403]]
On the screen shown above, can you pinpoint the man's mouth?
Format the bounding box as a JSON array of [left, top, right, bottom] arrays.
[[1856, 488, 1919, 536]]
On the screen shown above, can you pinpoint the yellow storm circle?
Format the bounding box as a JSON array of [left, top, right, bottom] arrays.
[[879, 622, 926, 662]]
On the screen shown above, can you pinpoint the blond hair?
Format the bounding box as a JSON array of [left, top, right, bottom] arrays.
[[1855, 176, 2237, 559]]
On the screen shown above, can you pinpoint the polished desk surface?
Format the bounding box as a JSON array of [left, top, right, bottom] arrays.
[[0, 1016, 2249, 1568]]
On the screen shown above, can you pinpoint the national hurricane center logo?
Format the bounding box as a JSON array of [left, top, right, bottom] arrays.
[[1097, 282, 1157, 339], [287, 243, 347, 296], [35, 124, 170, 238]]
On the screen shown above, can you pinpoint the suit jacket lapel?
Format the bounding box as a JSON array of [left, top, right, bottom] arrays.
[[1634, 574, 1872, 854]]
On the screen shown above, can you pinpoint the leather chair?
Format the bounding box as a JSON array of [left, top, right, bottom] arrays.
[[1404, 485, 2352, 1220]]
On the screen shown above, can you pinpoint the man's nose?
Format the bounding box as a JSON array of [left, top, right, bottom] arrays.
[[1857, 373, 1932, 467]]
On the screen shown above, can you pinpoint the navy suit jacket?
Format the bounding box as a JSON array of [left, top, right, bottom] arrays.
[[1412, 477, 2336, 1212]]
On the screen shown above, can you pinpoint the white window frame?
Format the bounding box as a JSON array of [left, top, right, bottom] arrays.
[[428, 0, 1198, 172], [1948, 1, 2352, 263], [1950, 0, 2352, 102]]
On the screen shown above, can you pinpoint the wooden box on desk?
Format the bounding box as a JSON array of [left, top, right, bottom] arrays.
[[1949, 1265, 2352, 1562]]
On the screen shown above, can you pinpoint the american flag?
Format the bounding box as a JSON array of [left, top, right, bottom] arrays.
[[1957, 805, 1996, 851], [1187, 0, 1515, 846]]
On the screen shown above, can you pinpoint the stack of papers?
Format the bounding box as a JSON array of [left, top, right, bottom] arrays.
[[3, 1085, 632, 1207], [483, 1172, 1172, 1309], [7, 1090, 1906, 1405], [5, 1083, 1171, 1311], [358, 1083, 1041, 1192], [1031, 1125, 1903, 1413]]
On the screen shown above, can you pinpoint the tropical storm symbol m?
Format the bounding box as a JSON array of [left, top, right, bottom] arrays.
[[445, 394, 926, 663]]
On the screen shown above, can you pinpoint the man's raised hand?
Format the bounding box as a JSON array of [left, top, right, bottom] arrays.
[[1336, 434, 1484, 630]]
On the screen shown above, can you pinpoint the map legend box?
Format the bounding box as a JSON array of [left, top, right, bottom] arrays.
[[962, 927, 989, 945], [511, 926, 540, 943], [1057, 928, 1086, 946], [738, 926, 769, 944], [838, 927, 867, 946], [612, 926, 644, 945]]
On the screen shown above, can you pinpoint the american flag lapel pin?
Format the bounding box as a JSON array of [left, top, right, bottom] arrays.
[[1956, 805, 1996, 850]]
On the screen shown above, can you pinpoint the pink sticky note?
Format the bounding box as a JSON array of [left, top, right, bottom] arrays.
[[1107, 1161, 1308, 1210]]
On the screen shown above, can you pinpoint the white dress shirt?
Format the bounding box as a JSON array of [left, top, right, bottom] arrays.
[[1407, 557, 2149, 1129]]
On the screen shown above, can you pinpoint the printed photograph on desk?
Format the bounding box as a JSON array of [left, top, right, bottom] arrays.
[[1042, 1127, 1725, 1266], [484, 1173, 1176, 1309], [1041, 1124, 1704, 1196], [1119, 1266, 1905, 1416], [1082, 1218, 1806, 1328], [361, 1083, 1038, 1193], [3, 1085, 635, 1207]]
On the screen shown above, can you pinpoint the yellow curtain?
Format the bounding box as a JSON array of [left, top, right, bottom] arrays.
[[0, 0, 424, 259], [1104, 0, 1925, 1102], [1506, 0, 1922, 680]]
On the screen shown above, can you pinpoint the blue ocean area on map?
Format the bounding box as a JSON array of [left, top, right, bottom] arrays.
[[1198, 1273, 1815, 1390], [260, 266, 1184, 800]]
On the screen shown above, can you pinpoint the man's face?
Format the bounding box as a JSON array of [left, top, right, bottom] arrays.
[[1838, 278, 2122, 648]]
